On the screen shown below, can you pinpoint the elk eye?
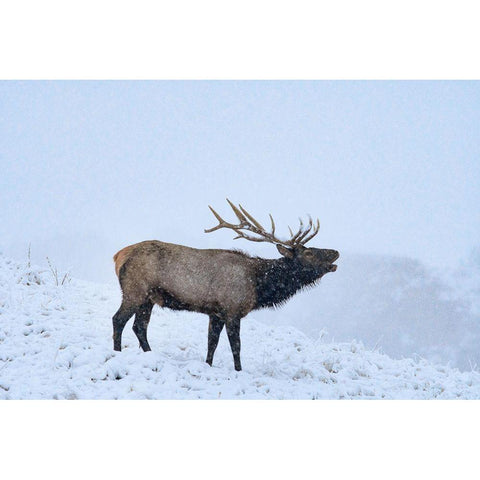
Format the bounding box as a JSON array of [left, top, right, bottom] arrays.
[[304, 250, 313, 257]]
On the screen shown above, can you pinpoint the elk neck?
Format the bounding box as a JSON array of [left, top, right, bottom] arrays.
[[254, 257, 322, 310]]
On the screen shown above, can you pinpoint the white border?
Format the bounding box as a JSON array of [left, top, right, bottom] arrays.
[[1, 0, 479, 79], [1, 401, 478, 479]]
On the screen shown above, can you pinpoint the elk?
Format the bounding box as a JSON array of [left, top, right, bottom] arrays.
[[112, 200, 339, 371]]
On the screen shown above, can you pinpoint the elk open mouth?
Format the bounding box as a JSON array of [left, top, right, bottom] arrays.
[[328, 251, 339, 272]]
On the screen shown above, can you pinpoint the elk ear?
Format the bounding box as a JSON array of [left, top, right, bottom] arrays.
[[277, 244, 294, 258]]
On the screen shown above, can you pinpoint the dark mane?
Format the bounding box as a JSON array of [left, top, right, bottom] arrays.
[[254, 258, 322, 309]]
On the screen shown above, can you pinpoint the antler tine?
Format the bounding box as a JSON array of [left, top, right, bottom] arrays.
[[204, 203, 249, 233], [226, 198, 248, 224], [269, 214, 275, 236], [204, 206, 229, 232], [232, 229, 271, 242], [299, 218, 320, 245], [287, 217, 305, 245], [295, 216, 314, 244], [208, 205, 222, 222], [239, 204, 264, 231]]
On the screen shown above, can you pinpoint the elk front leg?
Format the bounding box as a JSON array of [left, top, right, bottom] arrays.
[[206, 315, 225, 367], [226, 318, 242, 371], [132, 301, 154, 351]]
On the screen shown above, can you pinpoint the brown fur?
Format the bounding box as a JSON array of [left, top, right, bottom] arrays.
[[113, 244, 137, 277], [115, 241, 258, 317]]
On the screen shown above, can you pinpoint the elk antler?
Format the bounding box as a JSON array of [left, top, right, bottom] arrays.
[[204, 199, 320, 248]]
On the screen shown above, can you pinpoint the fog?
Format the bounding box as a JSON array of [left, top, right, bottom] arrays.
[[256, 251, 480, 370], [1, 81, 479, 368], [1, 81, 479, 280]]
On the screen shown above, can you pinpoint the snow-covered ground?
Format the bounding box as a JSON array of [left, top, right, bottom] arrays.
[[1, 252, 480, 399]]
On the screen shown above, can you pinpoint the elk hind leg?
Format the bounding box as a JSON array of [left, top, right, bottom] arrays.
[[112, 301, 137, 351], [132, 300, 154, 352], [206, 314, 225, 367]]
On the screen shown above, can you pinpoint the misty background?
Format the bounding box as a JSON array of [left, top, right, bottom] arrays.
[[1, 81, 479, 369]]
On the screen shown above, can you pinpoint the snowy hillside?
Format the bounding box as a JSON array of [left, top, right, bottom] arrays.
[[1, 253, 480, 399]]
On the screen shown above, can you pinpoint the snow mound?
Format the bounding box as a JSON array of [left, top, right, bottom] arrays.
[[1, 253, 479, 399]]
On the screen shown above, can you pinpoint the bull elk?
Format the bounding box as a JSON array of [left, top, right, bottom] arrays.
[[112, 200, 339, 371]]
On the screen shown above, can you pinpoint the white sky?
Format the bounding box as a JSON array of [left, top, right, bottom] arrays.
[[1, 81, 479, 281]]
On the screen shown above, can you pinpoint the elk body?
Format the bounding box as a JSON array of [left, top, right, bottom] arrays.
[[112, 200, 339, 371]]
